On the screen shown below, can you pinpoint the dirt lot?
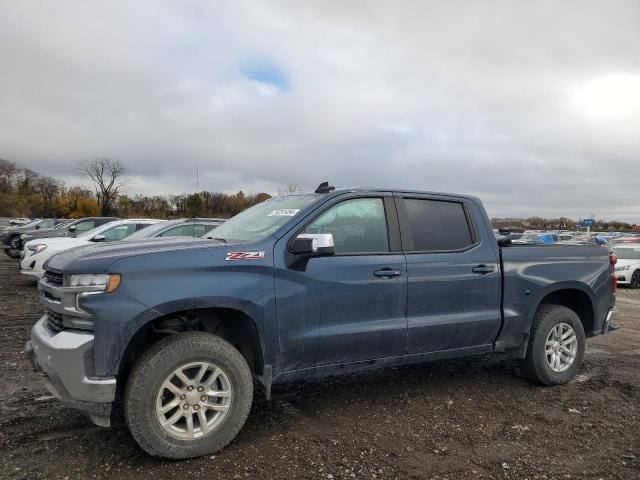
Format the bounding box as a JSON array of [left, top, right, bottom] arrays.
[[0, 254, 638, 480]]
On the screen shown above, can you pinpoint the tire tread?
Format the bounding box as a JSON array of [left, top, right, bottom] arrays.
[[124, 332, 253, 459]]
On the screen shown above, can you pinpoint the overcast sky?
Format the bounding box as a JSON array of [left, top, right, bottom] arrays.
[[1, 1, 639, 220]]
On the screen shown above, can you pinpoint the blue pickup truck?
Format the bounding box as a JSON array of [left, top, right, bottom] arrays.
[[26, 184, 617, 459]]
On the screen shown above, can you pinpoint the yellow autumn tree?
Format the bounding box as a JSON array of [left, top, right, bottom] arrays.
[[56, 186, 99, 218]]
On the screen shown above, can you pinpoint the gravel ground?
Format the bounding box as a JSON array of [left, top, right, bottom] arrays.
[[0, 253, 639, 480]]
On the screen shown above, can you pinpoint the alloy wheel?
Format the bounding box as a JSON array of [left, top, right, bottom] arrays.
[[155, 361, 233, 440], [545, 323, 578, 373]]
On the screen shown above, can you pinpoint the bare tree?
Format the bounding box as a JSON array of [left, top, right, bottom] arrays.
[[18, 168, 39, 196], [36, 176, 63, 216], [279, 182, 299, 194], [79, 157, 128, 216], [0, 158, 18, 193]]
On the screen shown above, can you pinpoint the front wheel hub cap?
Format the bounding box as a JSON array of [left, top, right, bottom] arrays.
[[156, 362, 233, 440]]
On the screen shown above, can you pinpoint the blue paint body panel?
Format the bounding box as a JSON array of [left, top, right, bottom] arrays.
[[43, 188, 616, 384]]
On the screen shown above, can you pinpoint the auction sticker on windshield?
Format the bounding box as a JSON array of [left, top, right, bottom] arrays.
[[267, 209, 300, 217], [226, 251, 265, 260]]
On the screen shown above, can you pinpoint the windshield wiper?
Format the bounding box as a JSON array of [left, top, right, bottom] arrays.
[[210, 237, 227, 243]]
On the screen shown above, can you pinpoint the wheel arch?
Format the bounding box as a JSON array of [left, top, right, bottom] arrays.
[[117, 307, 267, 389], [535, 286, 595, 337]]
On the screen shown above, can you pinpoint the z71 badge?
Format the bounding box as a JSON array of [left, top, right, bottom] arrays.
[[225, 251, 265, 261]]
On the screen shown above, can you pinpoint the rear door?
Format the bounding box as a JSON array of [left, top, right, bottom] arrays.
[[396, 195, 501, 352]]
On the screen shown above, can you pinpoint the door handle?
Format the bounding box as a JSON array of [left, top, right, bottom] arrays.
[[472, 265, 495, 274], [374, 269, 402, 278]]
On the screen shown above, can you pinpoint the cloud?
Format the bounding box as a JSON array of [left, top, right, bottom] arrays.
[[0, 0, 639, 220]]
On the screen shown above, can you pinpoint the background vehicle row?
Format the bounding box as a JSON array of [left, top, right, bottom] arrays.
[[19, 218, 225, 278]]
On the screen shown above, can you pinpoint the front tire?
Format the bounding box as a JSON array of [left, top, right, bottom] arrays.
[[8, 235, 20, 249], [630, 270, 640, 289], [124, 332, 253, 459], [4, 248, 21, 259], [521, 304, 585, 385]]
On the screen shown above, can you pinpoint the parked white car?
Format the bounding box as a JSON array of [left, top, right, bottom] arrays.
[[10, 217, 33, 226], [20, 219, 159, 279], [612, 246, 640, 288]]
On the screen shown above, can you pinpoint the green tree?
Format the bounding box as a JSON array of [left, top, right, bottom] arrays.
[[185, 193, 203, 217]]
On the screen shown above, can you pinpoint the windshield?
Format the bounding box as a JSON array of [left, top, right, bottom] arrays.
[[612, 247, 640, 260], [124, 221, 172, 240], [208, 194, 322, 243]]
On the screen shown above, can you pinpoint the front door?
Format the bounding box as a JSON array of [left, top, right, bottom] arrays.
[[275, 195, 408, 372]]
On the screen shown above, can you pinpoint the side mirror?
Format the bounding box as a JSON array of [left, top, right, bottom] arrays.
[[68, 225, 76, 232], [35, 225, 40, 229], [497, 237, 512, 247], [92, 234, 106, 242], [290, 233, 335, 256]]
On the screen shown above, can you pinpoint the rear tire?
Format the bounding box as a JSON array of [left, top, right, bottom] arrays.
[[521, 304, 585, 385], [124, 332, 253, 459]]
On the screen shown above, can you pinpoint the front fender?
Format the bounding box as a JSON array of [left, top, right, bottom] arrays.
[[81, 241, 277, 377], [114, 295, 267, 371]]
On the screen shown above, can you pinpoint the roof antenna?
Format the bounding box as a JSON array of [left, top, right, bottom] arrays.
[[315, 181, 335, 194]]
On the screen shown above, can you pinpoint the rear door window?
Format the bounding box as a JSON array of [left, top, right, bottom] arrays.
[[160, 225, 195, 237], [101, 224, 136, 241], [40, 219, 56, 228], [193, 224, 212, 236], [402, 199, 474, 252], [74, 220, 95, 232]]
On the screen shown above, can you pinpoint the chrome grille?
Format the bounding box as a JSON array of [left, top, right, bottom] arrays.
[[44, 270, 63, 286], [46, 309, 64, 333]]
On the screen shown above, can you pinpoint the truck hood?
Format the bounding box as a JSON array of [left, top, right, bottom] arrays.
[[44, 237, 226, 274]]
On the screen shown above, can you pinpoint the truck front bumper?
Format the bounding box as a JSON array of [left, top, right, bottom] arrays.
[[25, 316, 116, 426]]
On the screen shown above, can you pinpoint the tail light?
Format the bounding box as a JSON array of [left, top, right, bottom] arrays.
[[610, 254, 617, 292]]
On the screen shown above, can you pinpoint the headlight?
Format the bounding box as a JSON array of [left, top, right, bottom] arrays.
[[27, 244, 47, 255], [70, 273, 121, 293], [615, 265, 630, 271]]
